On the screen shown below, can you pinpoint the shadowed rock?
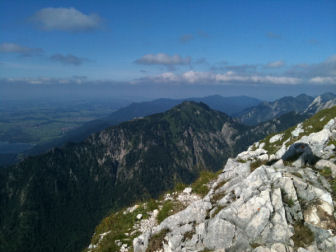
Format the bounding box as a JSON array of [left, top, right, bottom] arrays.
[[282, 142, 319, 165]]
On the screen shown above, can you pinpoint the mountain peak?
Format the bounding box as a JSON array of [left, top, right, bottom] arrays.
[[320, 92, 336, 100], [0, 101, 242, 252], [305, 92, 336, 114], [93, 106, 336, 252], [175, 101, 211, 111]]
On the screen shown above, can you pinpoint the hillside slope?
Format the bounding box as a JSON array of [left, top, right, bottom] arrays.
[[0, 102, 248, 252], [87, 106, 336, 252], [0, 101, 314, 252]]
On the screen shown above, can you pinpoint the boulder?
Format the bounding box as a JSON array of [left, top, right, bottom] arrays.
[[282, 142, 318, 165]]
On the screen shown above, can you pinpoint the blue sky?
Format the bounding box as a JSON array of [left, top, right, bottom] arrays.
[[0, 0, 335, 99]]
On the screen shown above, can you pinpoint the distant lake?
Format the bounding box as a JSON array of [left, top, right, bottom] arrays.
[[0, 141, 35, 154]]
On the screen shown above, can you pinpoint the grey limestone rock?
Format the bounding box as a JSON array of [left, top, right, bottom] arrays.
[[133, 116, 336, 252]]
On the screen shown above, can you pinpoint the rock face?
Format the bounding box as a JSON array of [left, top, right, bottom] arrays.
[[236, 93, 336, 126], [132, 108, 336, 252], [281, 142, 318, 165], [305, 93, 336, 115], [236, 94, 314, 126]]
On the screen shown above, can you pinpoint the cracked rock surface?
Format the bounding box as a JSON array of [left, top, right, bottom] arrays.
[[133, 116, 336, 252]]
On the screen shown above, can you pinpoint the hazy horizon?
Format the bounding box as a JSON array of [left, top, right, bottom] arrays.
[[0, 82, 336, 102], [1, 0, 335, 101]]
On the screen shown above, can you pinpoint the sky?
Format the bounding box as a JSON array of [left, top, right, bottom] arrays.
[[0, 0, 335, 100]]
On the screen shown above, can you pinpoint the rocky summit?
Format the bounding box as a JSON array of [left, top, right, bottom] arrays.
[[86, 106, 336, 252]]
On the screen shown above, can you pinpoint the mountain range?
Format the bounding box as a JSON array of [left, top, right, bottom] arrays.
[[0, 101, 308, 252], [0, 93, 335, 252], [24, 95, 261, 157], [235, 93, 336, 126], [92, 105, 336, 252], [21, 93, 336, 159]]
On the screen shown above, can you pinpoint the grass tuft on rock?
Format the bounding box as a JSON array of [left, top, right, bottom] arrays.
[[260, 106, 336, 156], [182, 230, 195, 242], [291, 221, 314, 248], [199, 248, 213, 252], [250, 160, 267, 172], [212, 205, 225, 217], [250, 242, 262, 249], [191, 170, 218, 196], [213, 179, 227, 192], [211, 191, 226, 204], [292, 172, 303, 178], [87, 205, 147, 252], [156, 200, 184, 224], [318, 167, 336, 200], [281, 189, 295, 207], [146, 228, 170, 252]]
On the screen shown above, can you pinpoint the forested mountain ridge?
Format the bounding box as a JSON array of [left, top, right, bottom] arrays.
[[0, 101, 315, 252], [0, 102, 245, 252]]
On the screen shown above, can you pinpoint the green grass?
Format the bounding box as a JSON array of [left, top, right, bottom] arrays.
[[156, 200, 185, 224], [146, 228, 170, 252], [86, 166, 223, 251], [146, 199, 160, 212], [292, 172, 303, 178], [211, 191, 226, 204], [260, 106, 336, 156], [320, 167, 332, 177], [174, 182, 187, 192], [182, 230, 195, 242], [318, 167, 336, 200], [213, 180, 227, 192], [199, 249, 213, 252], [191, 170, 219, 196], [86, 205, 147, 252], [250, 242, 262, 249], [236, 158, 247, 163], [284, 197, 295, 207], [212, 205, 225, 217], [291, 221, 314, 248], [250, 160, 268, 172], [328, 139, 336, 146], [281, 189, 295, 207]]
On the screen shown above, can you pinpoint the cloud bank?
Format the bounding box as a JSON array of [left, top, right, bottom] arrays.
[[0, 43, 43, 57], [134, 71, 301, 85], [135, 53, 191, 66], [30, 7, 101, 32], [266, 60, 285, 68]]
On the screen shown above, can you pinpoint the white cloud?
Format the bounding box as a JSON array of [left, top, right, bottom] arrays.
[[135, 70, 302, 85], [2, 76, 88, 85], [266, 60, 285, 68], [30, 7, 101, 32], [309, 76, 336, 84], [135, 53, 191, 66], [215, 72, 300, 84], [0, 43, 43, 56], [182, 71, 212, 83]]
